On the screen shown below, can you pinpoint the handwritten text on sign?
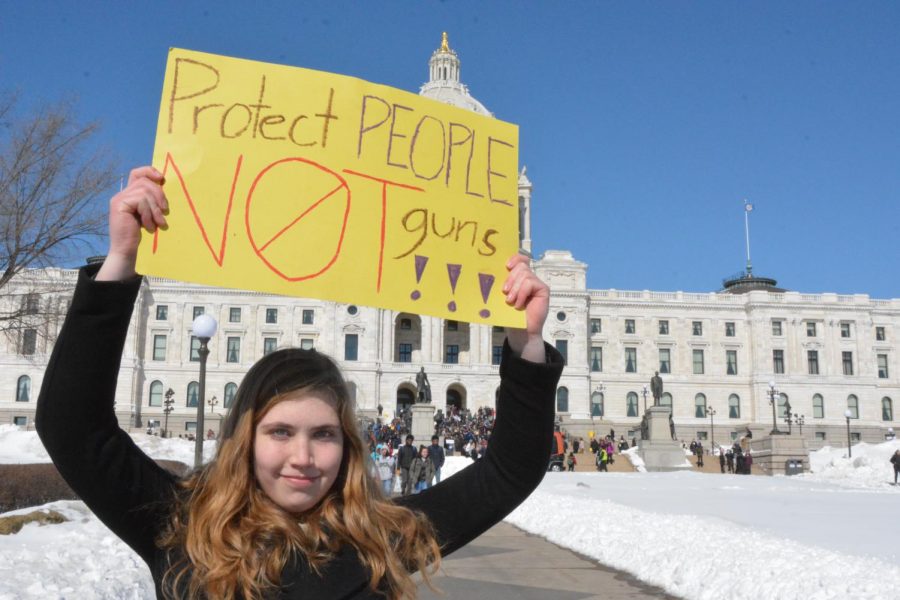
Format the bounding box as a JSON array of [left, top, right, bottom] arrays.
[[138, 48, 522, 327]]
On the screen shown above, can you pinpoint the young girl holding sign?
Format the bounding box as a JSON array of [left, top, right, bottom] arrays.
[[36, 166, 562, 599]]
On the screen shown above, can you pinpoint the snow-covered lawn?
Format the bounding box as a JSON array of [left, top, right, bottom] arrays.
[[1, 425, 898, 599]]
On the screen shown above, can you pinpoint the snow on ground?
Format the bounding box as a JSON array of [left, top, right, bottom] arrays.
[[2, 428, 899, 599]]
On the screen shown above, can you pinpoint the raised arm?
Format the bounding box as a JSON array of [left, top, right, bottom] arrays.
[[36, 166, 175, 563]]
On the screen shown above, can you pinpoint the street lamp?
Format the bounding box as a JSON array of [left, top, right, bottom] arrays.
[[793, 414, 805, 436], [783, 399, 793, 435], [767, 381, 782, 435], [708, 406, 717, 450], [162, 387, 175, 438], [844, 408, 853, 458], [592, 382, 605, 426], [208, 394, 218, 414], [641, 385, 649, 414], [192, 314, 218, 469]]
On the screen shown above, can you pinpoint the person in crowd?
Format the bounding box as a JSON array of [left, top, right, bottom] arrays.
[[596, 447, 609, 472], [409, 446, 435, 494], [725, 447, 735, 474], [590, 437, 599, 455], [891, 450, 900, 484], [566, 452, 577, 472], [428, 435, 445, 485], [744, 450, 753, 474], [572, 438, 580, 454], [397, 434, 417, 495], [375, 445, 396, 495], [695, 442, 704, 467], [718, 446, 726, 473], [35, 166, 564, 600]]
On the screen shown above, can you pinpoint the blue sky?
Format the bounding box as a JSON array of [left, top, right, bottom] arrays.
[[3, 1, 898, 298]]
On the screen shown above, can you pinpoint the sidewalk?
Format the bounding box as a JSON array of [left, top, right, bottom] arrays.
[[418, 521, 677, 599]]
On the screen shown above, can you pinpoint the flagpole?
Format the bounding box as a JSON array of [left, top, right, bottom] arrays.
[[744, 200, 753, 275]]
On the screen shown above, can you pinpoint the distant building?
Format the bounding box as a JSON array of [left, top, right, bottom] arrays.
[[1, 35, 897, 447]]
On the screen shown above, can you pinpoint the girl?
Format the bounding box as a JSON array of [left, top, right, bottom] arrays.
[[36, 166, 563, 599], [409, 446, 435, 493], [375, 445, 397, 495]]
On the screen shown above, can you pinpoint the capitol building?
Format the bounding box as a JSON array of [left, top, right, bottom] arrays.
[[2, 35, 898, 448]]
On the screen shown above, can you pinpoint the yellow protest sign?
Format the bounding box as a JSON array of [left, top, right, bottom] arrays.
[[137, 48, 523, 327]]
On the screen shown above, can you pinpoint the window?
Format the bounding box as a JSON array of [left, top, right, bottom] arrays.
[[772, 320, 783, 336], [400, 318, 412, 330], [625, 319, 635, 334], [692, 321, 703, 336], [842, 351, 854, 376], [772, 350, 784, 374], [153, 335, 167, 361], [626, 392, 639, 417], [725, 322, 735, 337], [21, 329, 37, 356], [13, 416, 27, 427], [728, 394, 740, 418], [878, 354, 889, 378], [625, 347, 637, 373], [847, 395, 859, 419], [815, 432, 826, 441], [882, 397, 893, 421], [265, 308, 278, 324], [808, 350, 819, 375], [24, 294, 39, 314], [263, 337, 277, 355], [556, 387, 569, 413], [697, 431, 708, 441], [591, 392, 604, 417], [806, 321, 816, 337], [658, 320, 669, 335], [876, 326, 886, 341], [224, 383, 237, 409], [850, 432, 861, 442], [226, 337, 241, 363], [492, 345, 502, 366], [555, 340, 568, 365], [300, 338, 315, 350], [660, 392, 673, 412], [778, 393, 789, 418], [149, 381, 163, 407], [156, 305, 168, 320], [556, 311, 567, 322], [726, 350, 738, 375], [229, 307, 241, 323], [347, 305, 358, 316], [445, 344, 459, 364], [658, 348, 670, 374], [692, 349, 704, 375], [185, 421, 197, 433], [16, 375, 31, 402], [344, 334, 358, 361], [590, 318, 602, 334], [187, 382, 199, 407], [590, 347, 602, 372], [695, 393, 707, 418], [813, 394, 824, 419], [840, 322, 851, 338], [398, 343, 412, 363], [447, 320, 458, 332], [302, 309, 314, 325], [193, 306, 205, 320], [187, 336, 200, 361]]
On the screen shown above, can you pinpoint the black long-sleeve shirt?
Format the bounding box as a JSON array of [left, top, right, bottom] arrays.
[[36, 266, 563, 599]]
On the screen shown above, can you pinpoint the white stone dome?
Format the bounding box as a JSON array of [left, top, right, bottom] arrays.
[[418, 33, 492, 117]]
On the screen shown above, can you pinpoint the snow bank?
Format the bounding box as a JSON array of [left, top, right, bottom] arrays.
[[800, 439, 900, 490]]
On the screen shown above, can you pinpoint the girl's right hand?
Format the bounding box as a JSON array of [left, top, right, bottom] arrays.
[[97, 166, 168, 281]]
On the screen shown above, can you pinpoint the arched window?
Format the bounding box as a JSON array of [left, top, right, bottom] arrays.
[[556, 387, 569, 413], [812, 394, 824, 419], [847, 394, 859, 419], [883, 397, 894, 421], [223, 383, 237, 409], [694, 393, 707, 418], [187, 381, 199, 407], [728, 394, 740, 419], [660, 392, 673, 412], [16, 375, 31, 402], [777, 393, 789, 418], [149, 381, 163, 406], [591, 392, 604, 417], [626, 392, 638, 417]]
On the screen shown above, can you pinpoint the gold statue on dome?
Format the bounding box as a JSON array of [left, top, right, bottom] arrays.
[[440, 32, 450, 52]]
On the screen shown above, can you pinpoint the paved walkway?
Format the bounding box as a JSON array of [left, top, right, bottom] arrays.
[[417, 521, 677, 599]]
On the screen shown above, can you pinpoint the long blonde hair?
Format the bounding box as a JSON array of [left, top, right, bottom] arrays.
[[158, 348, 441, 599]]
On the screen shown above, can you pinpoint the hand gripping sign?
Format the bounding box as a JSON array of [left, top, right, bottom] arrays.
[[137, 48, 523, 327]]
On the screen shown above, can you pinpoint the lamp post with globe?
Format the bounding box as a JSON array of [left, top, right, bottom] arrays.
[[192, 314, 217, 468]]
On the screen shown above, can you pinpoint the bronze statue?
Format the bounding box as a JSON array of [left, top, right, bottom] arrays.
[[415, 367, 432, 404], [650, 371, 663, 405]]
